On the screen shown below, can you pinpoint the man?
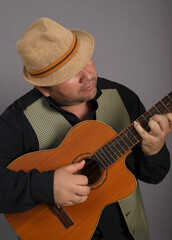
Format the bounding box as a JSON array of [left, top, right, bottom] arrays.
[[0, 17, 171, 240]]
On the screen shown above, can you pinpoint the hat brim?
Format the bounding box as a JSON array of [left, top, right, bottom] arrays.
[[23, 30, 94, 86]]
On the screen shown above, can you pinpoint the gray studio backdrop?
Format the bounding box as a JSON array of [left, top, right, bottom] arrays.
[[0, 0, 172, 239]]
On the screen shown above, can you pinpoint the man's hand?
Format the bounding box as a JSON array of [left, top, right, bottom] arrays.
[[53, 160, 90, 206], [134, 113, 172, 156]]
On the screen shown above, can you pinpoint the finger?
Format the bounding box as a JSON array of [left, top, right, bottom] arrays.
[[66, 160, 85, 174], [75, 174, 89, 186], [147, 118, 162, 137], [134, 121, 150, 139], [75, 185, 90, 196], [71, 195, 88, 205], [64, 195, 88, 206], [165, 113, 172, 130], [150, 114, 169, 133]]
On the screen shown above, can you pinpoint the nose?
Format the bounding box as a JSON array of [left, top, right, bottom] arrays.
[[79, 63, 92, 83]]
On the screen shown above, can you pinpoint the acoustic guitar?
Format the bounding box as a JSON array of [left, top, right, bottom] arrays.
[[5, 92, 172, 240]]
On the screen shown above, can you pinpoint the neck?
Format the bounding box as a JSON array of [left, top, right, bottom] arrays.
[[60, 102, 92, 121]]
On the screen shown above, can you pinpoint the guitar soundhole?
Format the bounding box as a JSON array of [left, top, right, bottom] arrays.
[[73, 154, 107, 190]]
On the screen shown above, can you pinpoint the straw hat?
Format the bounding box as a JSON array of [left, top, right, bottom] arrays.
[[16, 17, 94, 86]]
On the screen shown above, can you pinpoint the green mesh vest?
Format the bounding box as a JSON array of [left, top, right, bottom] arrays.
[[24, 89, 149, 240]]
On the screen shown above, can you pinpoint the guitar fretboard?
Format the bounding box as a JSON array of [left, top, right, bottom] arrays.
[[92, 92, 172, 169]]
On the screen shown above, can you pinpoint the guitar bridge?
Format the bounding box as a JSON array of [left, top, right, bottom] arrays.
[[49, 204, 74, 229]]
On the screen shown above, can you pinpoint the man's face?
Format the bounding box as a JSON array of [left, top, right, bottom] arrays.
[[43, 59, 97, 106]]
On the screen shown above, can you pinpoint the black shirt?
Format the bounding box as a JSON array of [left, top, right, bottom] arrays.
[[0, 78, 170, 239]]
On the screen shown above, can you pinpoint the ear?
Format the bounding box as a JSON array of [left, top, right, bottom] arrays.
[[35, 86, 50, 97]]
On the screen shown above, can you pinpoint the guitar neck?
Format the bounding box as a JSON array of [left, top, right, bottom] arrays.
[[92, 92, 172, 168]]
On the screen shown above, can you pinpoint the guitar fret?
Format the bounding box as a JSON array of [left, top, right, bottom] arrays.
[[118, 132, 132, 150], [137, 116, 148, 130], [162, 96, 172, 112], [143, 111, 151, 120], [154, 105, 161, 114], [94, 151, 108, 169], [155, 102, 163, 113], [98, 146, 117, 166], [106, 142, 120, 159], [149, 106, 158, 116], [147, 110, 153, 117], [140, 112, 148, 124], [167, 94, 172, 102], [109, 140, 123, 157], [140, 114, 153, 133], [127, 124, 140, 143], [101, 146, 115, 164], [121, 129, 135, 147], [123, 127, 137, 146], [141, 114, 148, 122], [114, 136, 127, 153], [98, 149, 112, 167], [160, 100, 170, 113], [113, 138, 126, 155], [154, 97, 171, 114]]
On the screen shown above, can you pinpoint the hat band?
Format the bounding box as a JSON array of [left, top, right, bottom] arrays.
[[26, 33, 80, 78]]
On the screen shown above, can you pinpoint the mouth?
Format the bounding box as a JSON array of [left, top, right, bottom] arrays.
[[81, 81, 95, 92]]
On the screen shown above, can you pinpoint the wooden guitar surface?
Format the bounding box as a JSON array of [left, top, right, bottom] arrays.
[[5, 120, 136, 240]]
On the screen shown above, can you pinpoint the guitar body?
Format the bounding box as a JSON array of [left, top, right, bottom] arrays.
[[5, 120, 136, 240]]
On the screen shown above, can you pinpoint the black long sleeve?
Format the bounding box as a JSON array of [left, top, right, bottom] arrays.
[[0, 100, 54, 213]]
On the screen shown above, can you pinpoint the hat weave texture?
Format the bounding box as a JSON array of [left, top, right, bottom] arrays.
[[16, 17, 94, 86]]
